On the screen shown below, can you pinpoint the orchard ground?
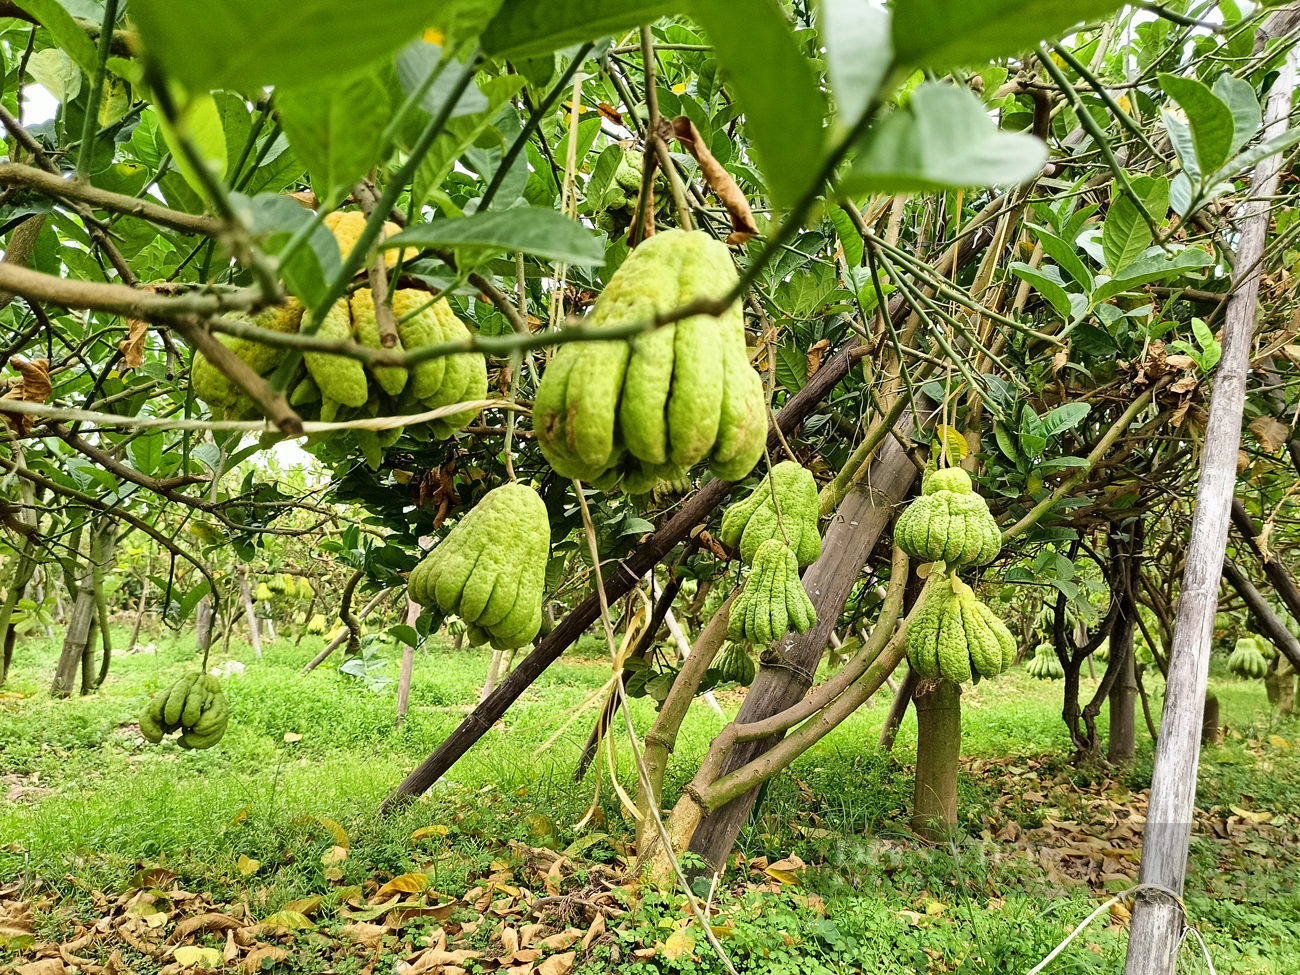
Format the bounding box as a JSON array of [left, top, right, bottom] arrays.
[[3, 628, 1300, 974]]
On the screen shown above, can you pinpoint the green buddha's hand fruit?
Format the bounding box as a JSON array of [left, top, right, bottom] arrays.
[[906, 575, 1015, 683], [408, 483, 550, 650], [351, 288, 409, 397], [894, 467, 1001, 568], [727, 538, 817, 646], [140, 673, 229, 749], [192, 300, 305, 415], [713, 642, 756, 686], [534, 229, 765, 491], [720, 461, 822, 567], [1026, 643, 1065, 681], [1228, 639, 1268, 678]]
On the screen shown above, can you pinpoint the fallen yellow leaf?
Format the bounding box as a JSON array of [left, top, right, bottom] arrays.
[[237, 855, 260, 876], [174, 945, 223, 969]]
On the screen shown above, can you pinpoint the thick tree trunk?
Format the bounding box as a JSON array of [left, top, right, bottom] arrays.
[[1125, 51, 1294, 975], [1108, 614, 1138, 764], [686, 427, 927, 875], [52, 578, 96, 698], [1279, 654, 1296, 715], [911, 678, 961, 841], [1201, 693, 1219, 747], [0, 545, 36, 686]]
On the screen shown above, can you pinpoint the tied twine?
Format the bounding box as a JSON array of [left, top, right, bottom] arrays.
[[1027, 881, 1216, 975]]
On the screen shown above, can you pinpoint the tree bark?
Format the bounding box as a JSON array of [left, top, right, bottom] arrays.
[[196, 594, 214, 658], [1125, 51, 1294, 975], [301, 587, 395, 673], [879, 666, 920, 752], [127, 559, 151, 652], [686, 425, 928, 875], [52, 569, 96, 697], [0, 543, 36, 686], [1108, 613, 1137, 764], [1201, 693, 1219, 747], [911, 678, 962, 841]]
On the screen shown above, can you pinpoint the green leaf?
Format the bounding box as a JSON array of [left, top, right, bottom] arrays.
[[844, 83, 1046, 194], [1214, 128, 1300, 182], [233, 193, 342, 311], [775, 345, 807, 393], [276, 65, 393, 205], [157, 93, 228, 203], [1101, 174, 1168, 274], [1163, 112, 1201, 184], [818, 0, 892, 126], [1028, 224, 1092, 293], [178, 580, 212, 623], [584, 143, 624, 211], [1191, 317, 1222, 372], [14, 0, 99, 75], [1009, 262, 1074, 319], [25, 48, 81, 103], [395, 40, 490, 119], [129, 0, 456, 92], [828, 207, 863, 269], [891, 0, 1125, 71], [1159, 73, 1235, 176], [482, 0, 683, 58], [383, 208, 605, 265], [1041, 402, 1090, 438], [413, 75, 527, 207], [129, 431, 164, 477], [692, 0, 825, 208], [1090, 248, 1213, 304], [388, 624, 421, 648], [994, 419, 1019, 462], [1212, 72, 1261, 158]]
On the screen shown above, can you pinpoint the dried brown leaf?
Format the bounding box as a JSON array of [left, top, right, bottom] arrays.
[[537, 951, 575, 975], [119, 319, 149, 371], [670, 116, 758, 245], [0, 357, 51, 435], [1249, 415, 1290, 454]]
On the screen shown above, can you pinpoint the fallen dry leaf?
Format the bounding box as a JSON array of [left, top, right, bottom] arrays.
[[1249, 415, 1290, 454], [173, 945, 222, 968], [537, 951, 575, 975]]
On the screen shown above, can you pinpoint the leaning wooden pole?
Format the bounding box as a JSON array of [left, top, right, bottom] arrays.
[[1124, 52, 1295, 975]]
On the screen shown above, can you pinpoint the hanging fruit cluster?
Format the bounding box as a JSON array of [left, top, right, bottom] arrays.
[[1228, 636, 1269, 678], [534, 229, 766, 493], [728, 538, 817, 647], [894, 467, 1001, 568], [191, 211, 486, 467], [906, 574, 1016, 684], [408, 483, 551, 650], [1026, 643, 1065, 681], [139, 673, 229, 749]]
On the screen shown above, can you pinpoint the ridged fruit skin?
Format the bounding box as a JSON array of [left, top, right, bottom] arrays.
[[533, 229, 765, 491], [351, 288, 409, 396], [720, 462, 822, 567], [324, 211, 417, 267], [714, 642, 756, 686], [894, 467, 1001, 567], [727, 539, 817, 646], [304, 299, 369, 407], [1228, 639, 1269, 678], [192, 300, 305, 416], [1026, 643, 1065, 680], [139, 673, 229, 749], [418, 298, 487, 439], [408, 483, 550, 651], [905, 575, 1016, 684]]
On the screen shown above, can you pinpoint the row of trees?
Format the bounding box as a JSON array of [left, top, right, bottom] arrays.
[[0, 2, 1299, 972]]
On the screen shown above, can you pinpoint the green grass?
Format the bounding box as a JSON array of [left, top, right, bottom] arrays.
[[4, 626, 1300, 972]]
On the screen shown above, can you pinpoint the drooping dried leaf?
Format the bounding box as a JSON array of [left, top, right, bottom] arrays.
[[1249, 415, 1290, 454], [375, 873, 430, 898], [0, 357, 51, 435], [119, 319, 149, 371], [670, 116, 759, 245]]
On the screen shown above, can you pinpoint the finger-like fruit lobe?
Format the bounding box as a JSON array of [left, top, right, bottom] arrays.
[[140, 673, 229, 748], [1026, 643, 1065, 681], [534, 229, 764, 492], [905, 575, 1016, 684], [408, 483, 550, 651], [727, 539, 817, 647], [1228, 639, 1269, 679]]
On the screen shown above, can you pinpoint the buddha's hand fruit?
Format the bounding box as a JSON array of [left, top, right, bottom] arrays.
[[408, 483, 550, 651], [719, 461, 821, 567], [713, 642, 756, 686], [894, 467, 1001, 568], [1026, 643, 1065, 681], [1228, 640, 1269, 679], [727, 538, 817, 646], [140, 673, 229, 748], [534, 229, 765, 491], [905, 575, 1015, 684]]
